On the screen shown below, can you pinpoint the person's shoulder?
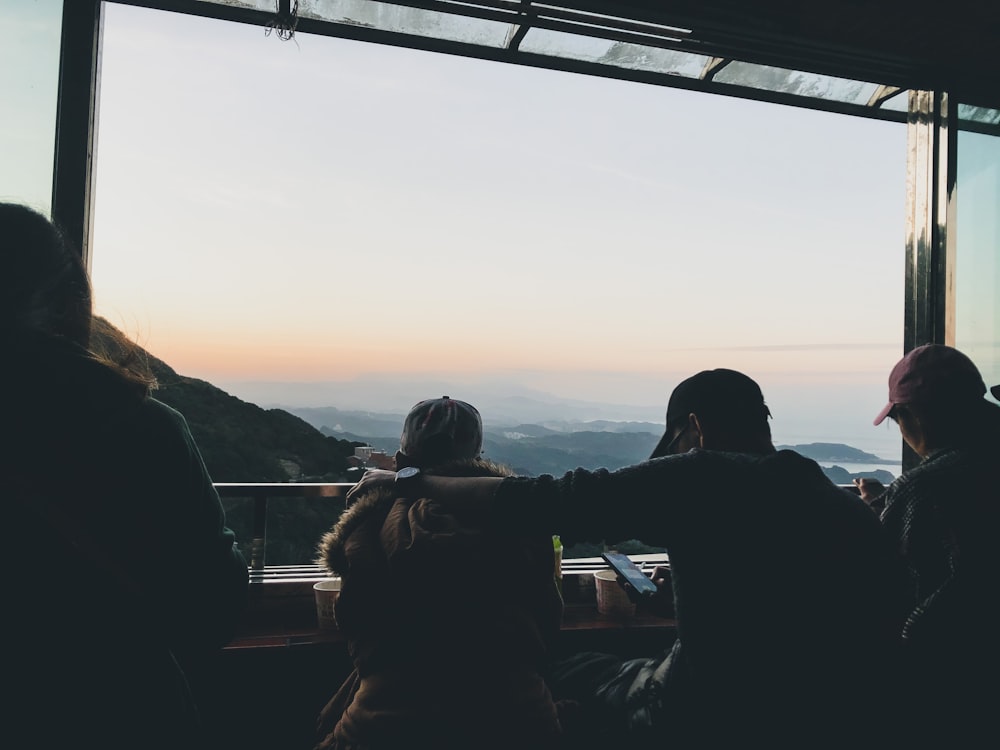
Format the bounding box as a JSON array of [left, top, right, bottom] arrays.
[[318, 484, 397, 572], [764, 449, 872, 507], [886, 446, 988, 503], [119, 397, 205, 460], [691, 447, 821, 476], [766, 448, 834, 477], [128, 396, 190, 433]]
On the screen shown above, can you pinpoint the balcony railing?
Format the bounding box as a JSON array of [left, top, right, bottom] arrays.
[[215, 480, 862, 585], [215, 482, 354, 573]]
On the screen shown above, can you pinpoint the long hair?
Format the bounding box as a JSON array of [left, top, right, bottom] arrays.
[[1, 202, 155, 396]]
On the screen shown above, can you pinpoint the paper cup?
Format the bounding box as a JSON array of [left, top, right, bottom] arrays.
[[594, 569, 636, 616], [313, 578, 342, 630]]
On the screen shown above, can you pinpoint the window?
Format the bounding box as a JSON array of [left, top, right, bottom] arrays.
[[0, 0, 63, 214], [90, 4, 906, 563], [955, 108, 1000, 393]]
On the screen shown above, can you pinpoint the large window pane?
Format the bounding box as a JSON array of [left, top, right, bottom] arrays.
[[0, 0, 63, 214], [91, 5, 906, 562], [955, 122, 1000, 396]]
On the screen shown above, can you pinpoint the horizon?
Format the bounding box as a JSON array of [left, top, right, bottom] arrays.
[[212, 373, 905, 461]]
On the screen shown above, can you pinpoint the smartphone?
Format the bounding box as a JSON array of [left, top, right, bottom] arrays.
[[601, 551, 658, 597]]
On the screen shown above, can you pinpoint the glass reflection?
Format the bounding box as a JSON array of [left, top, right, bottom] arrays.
[[955, 122, 1000, 396], [298, 0, 513, 47], [714, 62, 879, 105], [520, 29, 709, 78]]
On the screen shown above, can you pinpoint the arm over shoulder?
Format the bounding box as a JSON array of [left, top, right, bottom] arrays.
[[492, 456, 700, 547]]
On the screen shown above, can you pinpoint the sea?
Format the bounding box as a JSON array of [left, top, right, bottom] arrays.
[[816, 461, 902, 480]]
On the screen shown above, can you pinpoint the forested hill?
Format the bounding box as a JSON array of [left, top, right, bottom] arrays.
[[93, 320, 359, 483]]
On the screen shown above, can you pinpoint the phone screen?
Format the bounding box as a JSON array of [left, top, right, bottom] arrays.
[[601, 551, 658, 596]]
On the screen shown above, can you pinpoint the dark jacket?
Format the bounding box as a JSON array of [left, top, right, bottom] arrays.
[[495, 449, 908, 748], [877, 441, 1000, 742], [2, 334, 249, 750], [314, 458, 564, 750]]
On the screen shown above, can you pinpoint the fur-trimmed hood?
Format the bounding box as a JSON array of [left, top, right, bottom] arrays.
[[316, 457, 514, 575]]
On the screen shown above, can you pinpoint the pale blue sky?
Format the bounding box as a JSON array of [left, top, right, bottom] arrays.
[[5, 2, 912, 458]]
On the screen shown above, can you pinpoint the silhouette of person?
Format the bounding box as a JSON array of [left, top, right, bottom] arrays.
[[314, 397, 564, 750], [0, 202, 249, 750], [348, 370, 907, 749], [857, 344, 1000, 746]]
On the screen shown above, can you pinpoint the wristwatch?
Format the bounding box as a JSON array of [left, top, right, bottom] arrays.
[[394, 466, 421, 487]]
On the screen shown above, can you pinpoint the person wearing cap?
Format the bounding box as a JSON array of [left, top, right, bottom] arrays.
[[346, 371, 906, 749], [857, 344, 1000, 744], [313, 397, 565, 750]]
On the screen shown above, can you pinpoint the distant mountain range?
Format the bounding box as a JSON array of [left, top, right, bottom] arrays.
[[85, 322, 897, 564], [217, 378, 666, 424], [93, 317, 900, 489], [287, 406, 898, 483]]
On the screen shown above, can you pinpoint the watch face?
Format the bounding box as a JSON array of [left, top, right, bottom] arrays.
[[396, 466, 420, 481]]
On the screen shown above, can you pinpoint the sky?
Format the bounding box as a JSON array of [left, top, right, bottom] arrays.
[[5, 2, 914, 458]]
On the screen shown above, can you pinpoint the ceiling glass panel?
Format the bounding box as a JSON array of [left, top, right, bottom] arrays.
[[297, 0, 513, 47], [195, 0, 513, 46], [714, 62, 880, 105], [958, 105, 1000, 125], [520, 28, 711, 78], [191, 0, 907, 121], [195, 0, 274, 10]]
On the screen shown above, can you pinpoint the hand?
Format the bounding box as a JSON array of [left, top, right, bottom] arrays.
[[639, 565, 674, 617], [853, 477, 886, 504], [345, 469, 396, 504]]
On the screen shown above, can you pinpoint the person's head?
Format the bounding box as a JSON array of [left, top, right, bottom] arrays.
[[650, 369, 774, 458], [874, 344, 999, 456], [395, 396, 484, 469], [1, 202, 92, 345], [1, 202, 154, 395]]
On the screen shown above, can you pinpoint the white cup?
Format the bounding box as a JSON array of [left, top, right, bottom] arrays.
[[594, 569, 636, 616], [313, 578, 342, 630]]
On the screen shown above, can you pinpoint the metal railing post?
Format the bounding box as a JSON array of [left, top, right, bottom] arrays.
[[249, 496, 269, 571]]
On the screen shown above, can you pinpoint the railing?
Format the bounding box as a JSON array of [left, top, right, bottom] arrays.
[[216, 480, 863, 579], [215, 483, 353, 572]]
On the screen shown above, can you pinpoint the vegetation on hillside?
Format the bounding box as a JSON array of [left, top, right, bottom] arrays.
[[93, 319, 360, 564]]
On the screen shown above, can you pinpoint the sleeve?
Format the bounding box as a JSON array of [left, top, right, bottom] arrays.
[[879, 471, 952, 625], [490, 456, 696, 548], [132, 399, 249, 655]]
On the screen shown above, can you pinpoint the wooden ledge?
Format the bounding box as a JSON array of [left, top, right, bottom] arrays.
[[226, 563, 674, 650]]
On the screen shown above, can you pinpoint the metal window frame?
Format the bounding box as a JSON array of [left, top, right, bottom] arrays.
[[50, 0, 979, 476], [50, 0, 922, 261]]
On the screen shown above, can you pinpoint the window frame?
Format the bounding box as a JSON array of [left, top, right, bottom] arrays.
[[49, 0, 998, 478]]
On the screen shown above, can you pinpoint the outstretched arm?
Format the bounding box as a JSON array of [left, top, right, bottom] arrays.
[[346, 469, 504, 516]]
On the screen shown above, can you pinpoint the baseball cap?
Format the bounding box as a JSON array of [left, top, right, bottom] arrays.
[[651, 369, 771, 459], [873, 344, 987, 426], [399, 396, 484, 465]]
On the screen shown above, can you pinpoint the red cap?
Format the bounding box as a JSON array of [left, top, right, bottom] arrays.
[[873, 344, 987, 426]]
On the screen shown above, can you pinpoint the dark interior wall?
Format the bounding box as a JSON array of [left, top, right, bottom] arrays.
[[575, 0, 1000, 102], [188, 642, 354, 750], [187, 622, 673, 750]]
